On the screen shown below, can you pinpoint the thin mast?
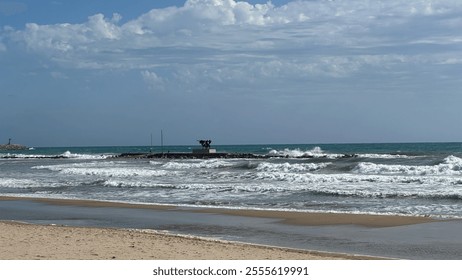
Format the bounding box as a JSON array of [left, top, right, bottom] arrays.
[[161, 129, 164, 154]]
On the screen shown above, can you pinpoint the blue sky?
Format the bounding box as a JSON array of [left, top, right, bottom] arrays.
[[1, 0, 462, 147]]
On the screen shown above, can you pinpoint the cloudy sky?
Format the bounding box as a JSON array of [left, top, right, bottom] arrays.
[[1, 0, 461, 147]]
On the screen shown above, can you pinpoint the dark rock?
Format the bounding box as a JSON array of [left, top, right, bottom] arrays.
[[0, 144, 27, 150]]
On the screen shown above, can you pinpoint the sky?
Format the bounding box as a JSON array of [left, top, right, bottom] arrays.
[[1, 0, 462, 147]]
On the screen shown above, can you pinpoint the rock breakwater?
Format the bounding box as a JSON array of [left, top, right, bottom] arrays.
[[0, 144, 27, 150]]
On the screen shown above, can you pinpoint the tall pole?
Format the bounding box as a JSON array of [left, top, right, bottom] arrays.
[[150, 133, 153, 153], [161, 129, 164, 155]]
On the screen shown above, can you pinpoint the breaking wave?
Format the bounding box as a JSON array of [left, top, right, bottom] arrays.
[[160, 159, 234, 169], [267, 147, 343, 159], [353, 155, 462, 176], [0, 178, 38, 189], [33, 161, 170, 177], [1, 151, 113, 160], [255, 162, 331, 172], [4, 143, 462, 218]]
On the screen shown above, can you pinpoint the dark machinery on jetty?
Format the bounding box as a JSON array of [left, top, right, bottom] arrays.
[[193, 139, 215, 154], [198, 139, 212, 149]]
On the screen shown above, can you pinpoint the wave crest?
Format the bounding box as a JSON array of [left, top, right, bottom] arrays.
[[353, 155, 462, 176], [161, 159, 234, 169], [256, 162, 330, 172], [267, 147, 343, 159]]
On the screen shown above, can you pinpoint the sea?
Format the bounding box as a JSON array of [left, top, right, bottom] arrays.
[[1, 142, 462, 219]]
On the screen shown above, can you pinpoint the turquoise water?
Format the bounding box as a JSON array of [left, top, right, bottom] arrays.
[[2, 142, 462, 218], [8, 142, 462, 156]]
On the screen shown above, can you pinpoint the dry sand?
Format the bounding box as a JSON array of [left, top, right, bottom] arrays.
[[0, 221, 370, 260]]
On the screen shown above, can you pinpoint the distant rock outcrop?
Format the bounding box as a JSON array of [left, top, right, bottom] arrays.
[[0, 144, 27, 150], [0, 139, 27, 150]]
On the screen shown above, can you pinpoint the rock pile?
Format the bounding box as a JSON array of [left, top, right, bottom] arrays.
[[0, 139, 27, 150]]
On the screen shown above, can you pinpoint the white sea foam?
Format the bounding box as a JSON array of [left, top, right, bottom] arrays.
[[33, 161, 121, 171], [353, 155, 462, 176], [267, 147, 343, 159], [76, 167, 167, 177], [255, 162, 331, 172], [357, 153, 413, 159], [0, 177, 70, 189], [227, 168, 462, 191], [4, 144, 462, 218], [60, 151, 114, 160], [0, 151, 113, 159], [63, 167, 168, 177], [0, 178, 38, 189], [0, 153, 48, 159], [29, 156, 462, 200], [161, 159, 234, 169], [103, 180, 174, 188], [97, 173, 462, 201], [33, 161, 170, 177]]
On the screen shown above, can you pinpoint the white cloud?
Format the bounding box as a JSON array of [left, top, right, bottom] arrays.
[[86, 14, 121, 40], [17, 13, 121, 54], [141, 70, 165, 92], [7, 0, 462, 93]]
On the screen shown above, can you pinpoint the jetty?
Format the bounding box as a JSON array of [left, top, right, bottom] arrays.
[[119, 139, 264, 159], [117, 139, 357, 159], [118, 152, 264, 159], [0, 138, 27, 150]]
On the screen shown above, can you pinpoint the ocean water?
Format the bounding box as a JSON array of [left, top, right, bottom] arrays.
[[1, 142, 462, 218]]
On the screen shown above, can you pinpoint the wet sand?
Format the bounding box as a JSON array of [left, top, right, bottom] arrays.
[[1, 196, 460, 259], [196, 208, 433, 227], [0, 195, 434, 227]]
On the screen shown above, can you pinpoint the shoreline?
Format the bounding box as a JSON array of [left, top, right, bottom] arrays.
[[0, 220, 375, 260], [1, 195, 460, 260], [0, 195, 436, 227]]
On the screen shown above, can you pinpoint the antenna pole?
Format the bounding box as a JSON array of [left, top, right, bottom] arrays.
[[161, 129, 164, 155]]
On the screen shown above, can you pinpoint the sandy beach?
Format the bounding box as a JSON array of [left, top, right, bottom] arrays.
[[0, 197, 378, 260], [0, 220, 368, 260], [1, 196, 459, 260]]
